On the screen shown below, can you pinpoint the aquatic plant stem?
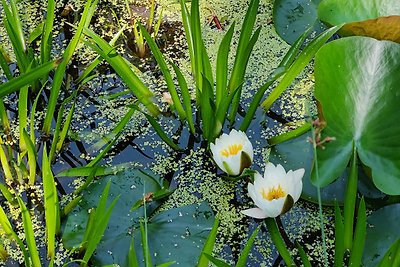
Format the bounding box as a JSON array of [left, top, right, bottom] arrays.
[[310, 117, 329, 267], [264, 218, 295, 266]]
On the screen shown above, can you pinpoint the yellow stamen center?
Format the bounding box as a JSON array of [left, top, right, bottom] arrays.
[[220, 144, 243, 157], [261, 185, 286, 201]]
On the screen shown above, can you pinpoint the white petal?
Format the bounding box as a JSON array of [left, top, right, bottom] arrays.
[[223, 154, 242, 175], [247, 183, 257, 203], [241, 208, 268, 219]]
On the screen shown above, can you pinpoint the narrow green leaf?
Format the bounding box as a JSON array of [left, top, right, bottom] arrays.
[[377, 238, 400, 267], [295, 241, 312, 267], [178, 0, 195, 76], [0, 60, 58, 98], [0, 45, 12, 79], [139, 23, 186, 121], [261, 25, 341, 110], [140, 220, 152, 267], [349, 198, 366, 266], [268, 123, 311, 146], [40, 0, 55, 64], [18, 85, 29, 152], [197, 217, 220, 266], [56, 97, 76, 153], [216, 22, 235, 107], [200, 76, 217, 140], [171, 63, 195, 134], [128, 234, 139, 267], [236, 225, 261, 267], [42, 146, 60, 260], [22, 130, 37, 185], [56, 162, 134, 177], [156, 261, 176, 267], [202, 253, 231, 267], [28, 21, 44, 43], [17, 197, 41, 267], [190, 0, 204, 94], [334, 202, 345, 267]]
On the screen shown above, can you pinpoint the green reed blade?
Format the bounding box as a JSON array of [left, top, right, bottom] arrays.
[[129, 234, 139, 267], [42, 0, 99, 135], [267, 123, 311, 146], [171, 63, 195, 134], [0, 183, 15, 205], [189, 0, 203, 94], [82, 180, 120, 266], [236, 225, 261, 267], [198, 217, 220, 266], [202, 253, 231, 267], [178, 0, 195, 76], [0, 137, 12, 181], [30, 82, 46, 141], [215, 22, 235, 107], [16, 197, 41, 267], [228, 26, 261, 125], [56, 162, 134, 177], [377, 239, 400, 267], [82, 29, 160, 116], [139, 23, 186, 121], [62, 195, 82, 218], [42, 145, 60, 261], [156, 261, 176, 267], [0, 45, 12, 79], [75, 25, 126, 84], [295, 241, 312, 267], [200, 76, 217, 141], [239, 27, 311, 132], [40, 0, 55, 64], [261, 25, 341, 111], [56, 94, 77, 153], [228, 0, 259, 94], [140, 220, 152, 267], [0, 60, 58, 98], [0, 204, 30, 265], [18, 84, 29, 152], [28, 21, 44, 43], [22, 130, 37, 185], [349, 198, 366, 266], [334, 202, 345, 267]]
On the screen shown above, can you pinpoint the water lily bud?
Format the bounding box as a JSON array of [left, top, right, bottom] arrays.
[[210, 129, 253, 176], [241, 163, 305, 219]]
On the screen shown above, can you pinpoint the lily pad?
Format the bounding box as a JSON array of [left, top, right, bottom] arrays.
[[269, 131, 346, 205], [362, 204, 400, 266], [318, 0, 400, 42], [61, 169, 214, 265], [312, 36, 400, 195], [273, 0, 326, 44]]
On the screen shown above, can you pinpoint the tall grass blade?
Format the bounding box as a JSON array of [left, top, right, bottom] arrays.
[[82, 180, 120, 266], [0, 137, 12, 180], [40, 0, 55, 64], [261, 25, 341, 111], [43, 0, 99, 134], [140, 220, 152, 267], [82, 28, 160, 116], [377, 238, 400, 267], [0, 204, 30, 265], [295, 241, 312, 267], [18, 84, 29, 151], [171, 63, 195, 134], [200, 76, 217, 140], [334, 202, 345, 267], [202, 253, 230, 267], [42, 145, 60, 261], [236, 225, 261, 267], [22, 130, 37, 185], [178, 0, 195, 76], [139, 24, 186, 121], [348, 198, 366, 266], [0, 45, 12, 79], [190, 0, 204, 94], [215, 22, 235, 107], [128, 234, 139, 267], [267, 123, 311, 146], [0, 60, 58, 98], [16, 197, 41, 267], [197, 217, 220, 266]]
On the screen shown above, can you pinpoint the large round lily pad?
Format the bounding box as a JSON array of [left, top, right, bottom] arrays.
[[318, 0, 400, 42], [61, 169, 214, 265], [273, 0, 326, 44], [312, 36, 400, 195], [363, 204, 400, 266]]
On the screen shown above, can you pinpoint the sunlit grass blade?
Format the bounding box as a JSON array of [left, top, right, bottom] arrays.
[[200, 76, 217, 141], [215, 22, 235, 107], [343, 143, 358, 251], [30, 82, 46, 141], [267, 123, 311, 146], [56, 95, 76, 153], [75, 25, 126, 84], [40, 0, 55, 64], [202, 253, 230, 267], [0, 183, 15, 205], [348, 197, 366, 266], [261, 25, 342, 111], [18, 84, 29, 151], [42, 145, 60, 262], [42, 0, 99, 135], [16, 197, 41, 267], [140, 220, 152, 267], [171, 63, 195, 134], [22, 130, 37, 185], [82, 28, 160, 116], [0, 137, 12, 180], [0, 243, 7, 261], [178, 0, 195, 75], [56, 162, 134, 177], [228, 0, 259, 94], [0, 204, 30, 265], [0, 45, 12, 79], [197, 217, 220, 266], [295, 241, 312, 267], [240, 28, 311, 132], [28, 21, 44, 44], [73, 166, 97, 197], [228, 26, 261, 125], [0, 60, 58, 98], [62, 195, 82, 217], [190, 0, 204, 94], [129, 234, 139, 267], [236, 225, 261, 267], [377, 238, 400, 267], [139, 23, 186, 121], [156, 261, 176, 267], [334, 202, 345, 267], [82, 180, 120, 266]]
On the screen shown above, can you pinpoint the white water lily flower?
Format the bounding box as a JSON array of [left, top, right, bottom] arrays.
[[242, 163, 305, 219], [210, 129, 253, 176]]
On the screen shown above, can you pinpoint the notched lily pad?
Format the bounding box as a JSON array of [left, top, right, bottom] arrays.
[[318, 0, 400, 42]]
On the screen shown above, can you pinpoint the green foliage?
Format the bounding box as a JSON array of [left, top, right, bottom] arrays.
[[312, 36, 400, 195]]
